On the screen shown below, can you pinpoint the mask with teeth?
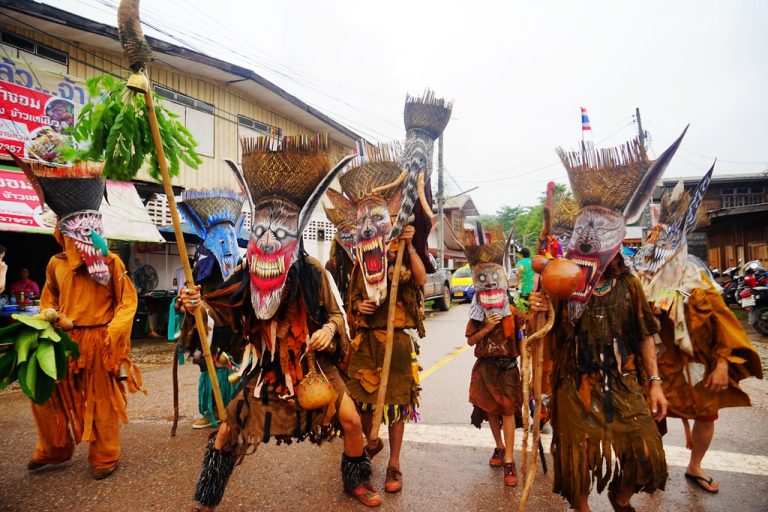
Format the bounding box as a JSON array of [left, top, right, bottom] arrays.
[[558, 128, 689, 320], [329, 142, 404, 305], [9, 155, 110, 285], [225, 135, 354, 320], [354, 195, 400, 304], [464, 239, 511, 321], [59, 209, 111, 285], [247, 198, 299, 319]]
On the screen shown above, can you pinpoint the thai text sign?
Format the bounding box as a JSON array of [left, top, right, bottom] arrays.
[[0, 56, 86, 164]]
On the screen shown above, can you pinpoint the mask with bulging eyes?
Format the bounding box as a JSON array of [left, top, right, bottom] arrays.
[[472, 262, 510, 318], [566, 206, 626, 317], [247, 198, 300, 319], [60, 210, 111, 286], [336, 222, 357, 261], [551, 226, 573, 257], [355, 197, 393, 305]]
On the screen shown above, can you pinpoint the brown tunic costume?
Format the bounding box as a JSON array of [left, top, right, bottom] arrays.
[[550, 274, 666, 506], [657, 276, 763, 420], [346, 262, 424, 424], [466, 310, 523, 426], [198, 256, 350, 458]]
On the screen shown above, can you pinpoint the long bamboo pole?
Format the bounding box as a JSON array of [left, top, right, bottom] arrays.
[[368, 243, 406, 444], [138, 73, 227, 422]]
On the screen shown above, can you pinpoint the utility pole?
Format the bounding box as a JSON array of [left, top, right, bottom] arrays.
[[635, 107, 646, 151], [437, 133, 444, 269]]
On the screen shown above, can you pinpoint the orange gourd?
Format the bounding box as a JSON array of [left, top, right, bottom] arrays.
[[540, 259, 582, 300], [296, 352, 334, 410]]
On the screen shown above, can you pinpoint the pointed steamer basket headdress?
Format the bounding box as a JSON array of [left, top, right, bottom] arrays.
[[462, 226, 511, 319], [178, 189, 245, 281], [329, 142, 403, 304], [10, 154, 111, 285], [634, 162, 715, 277], [225, 134, 353, 319], [556, 127, 688, 320], [390, 90, 452, 272]]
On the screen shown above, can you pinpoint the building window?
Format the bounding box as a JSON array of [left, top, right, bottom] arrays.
[[452, 211, 464, 235], [154, 85, 214, 157], [1, 30, 68, 66], [721, 186, 765, 208], [237, 116, 281, 162]]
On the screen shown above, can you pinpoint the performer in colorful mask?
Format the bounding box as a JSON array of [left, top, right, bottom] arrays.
[[529, 130, 687, 512], [463, 234, 525, 486], [328, 141, 427, 494], [186, 135, 382, 510], [324, 190, 357, 309], [15, 157, 140, 480], [176, 189, 246, 429], [634, 166, 762, 494]]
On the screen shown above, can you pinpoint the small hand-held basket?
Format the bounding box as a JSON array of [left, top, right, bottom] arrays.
[[296, 352, 334, 410]]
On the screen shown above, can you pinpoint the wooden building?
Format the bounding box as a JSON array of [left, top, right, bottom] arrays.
[[654, 172, 768, 269]]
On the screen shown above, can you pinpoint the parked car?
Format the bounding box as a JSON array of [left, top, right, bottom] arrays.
[[450, 264, 474, 303], [423, 255, 453, 311]]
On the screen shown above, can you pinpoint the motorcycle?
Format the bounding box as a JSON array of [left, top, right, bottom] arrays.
[[740, 286, 768, 336]]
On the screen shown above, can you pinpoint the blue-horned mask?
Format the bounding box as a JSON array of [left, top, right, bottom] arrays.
[[178, 189, 245, 281]]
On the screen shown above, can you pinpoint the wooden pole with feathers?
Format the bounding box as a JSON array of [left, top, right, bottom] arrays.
[[117, 0, 227, 423]]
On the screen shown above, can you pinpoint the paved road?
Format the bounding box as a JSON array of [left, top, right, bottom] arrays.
[[1, 303, 767, 511]]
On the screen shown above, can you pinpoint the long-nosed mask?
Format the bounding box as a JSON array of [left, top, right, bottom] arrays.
[[12, 155, 111, 285], [226, 135, 353, 320], [178, 189, 245, 281], [558, 128, 688, 320], [329, 144, 404, 305]]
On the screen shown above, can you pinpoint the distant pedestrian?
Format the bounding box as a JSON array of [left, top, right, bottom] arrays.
[[515, 248, 534, 298], [9, 267, 40, 301]]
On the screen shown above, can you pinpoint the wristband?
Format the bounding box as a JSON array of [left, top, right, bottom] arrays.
[[648, 375, 663, 383]]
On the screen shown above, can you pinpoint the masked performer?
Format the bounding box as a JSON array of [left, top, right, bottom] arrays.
[[324, 193, 357, 309], [16, 158, 140, 479], [464, 236, 524, 486], [634, 168, 762, 494], [327, 142, 426, 494], [530, 131, 687, 512], [186, 135, 381, 510], [177, 189, 246, 429]]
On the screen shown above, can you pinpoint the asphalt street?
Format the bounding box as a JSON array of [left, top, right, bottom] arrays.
[[0, 303, 767, 511]]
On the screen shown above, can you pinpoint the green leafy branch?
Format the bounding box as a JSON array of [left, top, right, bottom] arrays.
[[62, 74, 202, 181]]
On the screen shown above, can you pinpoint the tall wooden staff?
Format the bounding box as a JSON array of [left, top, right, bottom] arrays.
[[368, 243, 406, 443], [117, 0, 227, 421], [518, 183, 557, 511]]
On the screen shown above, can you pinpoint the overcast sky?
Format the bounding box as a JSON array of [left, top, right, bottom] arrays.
[[44, 0, 768, 213]]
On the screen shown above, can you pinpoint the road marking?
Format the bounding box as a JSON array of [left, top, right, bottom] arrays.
[[378, 423, 768, 477], [420, 345, 470, 381]]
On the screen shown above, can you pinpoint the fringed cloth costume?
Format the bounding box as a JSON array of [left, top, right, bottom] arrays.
[[549, 274, 666, 506], [12, 158, 142, 472], [466, 308, 524, 428], [202, 254, 350, 455], [347, 255, 424, 424], [325, 238, 355, 311], [657, 270, 762, 422], [33, 233, 140, 469]]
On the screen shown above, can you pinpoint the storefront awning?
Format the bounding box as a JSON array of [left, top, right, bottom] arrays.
[[0, 164, 164, 242]]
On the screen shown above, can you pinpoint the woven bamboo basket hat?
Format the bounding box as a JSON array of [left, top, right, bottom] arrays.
[[24, 161, 105, 217]]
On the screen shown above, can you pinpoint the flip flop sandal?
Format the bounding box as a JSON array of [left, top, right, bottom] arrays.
[[350, 481, 382, 507], [685, 472, 719, 494]]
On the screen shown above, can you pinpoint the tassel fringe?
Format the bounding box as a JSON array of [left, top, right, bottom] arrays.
[[194, 439, 236, 508], [341, 453, 373, 494], [358, 402, 420, 425]]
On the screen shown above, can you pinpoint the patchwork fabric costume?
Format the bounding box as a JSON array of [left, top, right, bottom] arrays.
[[177, 189, 246, 427], [327, 143, 424, 423], [192, 136, 363, 510], [547, 131, 687, 507], [16, 158, 140, 475], [634, 168, 762, 428], [463, 239, 524, 428]]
